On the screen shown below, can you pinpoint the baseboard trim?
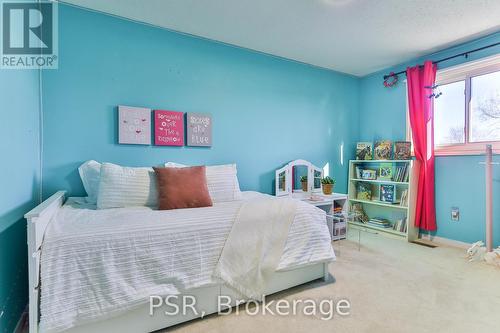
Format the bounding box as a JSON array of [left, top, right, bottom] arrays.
[[419, 234, 471, 249]]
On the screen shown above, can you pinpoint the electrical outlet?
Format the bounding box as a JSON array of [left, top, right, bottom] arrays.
[[451, 207, 460, 221]]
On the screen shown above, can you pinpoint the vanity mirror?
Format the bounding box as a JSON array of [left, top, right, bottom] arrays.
[[275, 159, 323, 198]]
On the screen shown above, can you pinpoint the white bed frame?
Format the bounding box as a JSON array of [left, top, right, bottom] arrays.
[[25, 191, 331, 333]]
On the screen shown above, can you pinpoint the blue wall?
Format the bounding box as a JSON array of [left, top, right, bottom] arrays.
[[0, 70, 40, 331], [40, 5, 500, 247], [359, 32, 500, 246], [41, 4, 359, 198]]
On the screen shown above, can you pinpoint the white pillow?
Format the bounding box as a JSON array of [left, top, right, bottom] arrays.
[[97, 163, 158, 209], [78, 160, 101, 204], [164, 162, 242, 202], [164, 162, 187, 168]]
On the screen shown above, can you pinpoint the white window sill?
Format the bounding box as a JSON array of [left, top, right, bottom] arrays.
[[434, 142, 500, 156]]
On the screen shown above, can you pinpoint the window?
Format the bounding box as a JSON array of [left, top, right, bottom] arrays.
[[407, 54, 500, 156], [434, 80, 466, 145], [469, 71, 500, 143]]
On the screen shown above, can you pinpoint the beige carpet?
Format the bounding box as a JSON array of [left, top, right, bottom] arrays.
[[161, 231, 500, 333]]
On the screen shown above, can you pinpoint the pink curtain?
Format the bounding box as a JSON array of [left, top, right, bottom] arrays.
[[406, 61, 437, 231]]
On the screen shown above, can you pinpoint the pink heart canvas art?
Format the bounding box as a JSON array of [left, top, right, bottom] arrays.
[[118, 105, 151, 145], [154, 110, 184, 146]]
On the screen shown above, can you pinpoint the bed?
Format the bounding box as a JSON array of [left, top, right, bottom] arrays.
[[25, 190, 335, 333]]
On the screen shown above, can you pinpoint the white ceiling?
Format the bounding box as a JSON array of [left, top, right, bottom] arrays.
[[62, 0, 500, 76]]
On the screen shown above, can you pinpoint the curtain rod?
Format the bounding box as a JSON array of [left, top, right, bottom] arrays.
[[383, 42, 500, 79]]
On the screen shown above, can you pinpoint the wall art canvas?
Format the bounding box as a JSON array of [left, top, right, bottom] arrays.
[[187, 112, 212, 147], [154, 110, 184, 146], [118, 105, 151, 145]]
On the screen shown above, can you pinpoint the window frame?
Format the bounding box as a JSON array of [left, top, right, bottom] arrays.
[[406, 53, 500, 156]]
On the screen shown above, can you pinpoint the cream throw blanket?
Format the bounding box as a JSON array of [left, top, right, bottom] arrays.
[[214, 197, 298, 300]]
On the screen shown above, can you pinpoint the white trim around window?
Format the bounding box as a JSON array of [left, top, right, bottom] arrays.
[[436, 53, 500, 84]]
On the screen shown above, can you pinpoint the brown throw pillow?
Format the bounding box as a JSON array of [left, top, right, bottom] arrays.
[[153, 166, 213, 210]]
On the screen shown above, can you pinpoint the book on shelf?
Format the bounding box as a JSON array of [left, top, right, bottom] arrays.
[[393, 163, 410, 182], [378, 163, 393, 180], [403, 164, 410, 182], [400, 189, 409, 207], [356, 183, 372, 200], [374, 140, 392, 160], [394, 141, 411, 160], [356, 142, 373, 160], [379, 184, 396, 203], [355, 166, 362, 178], [368, 218, 391, 228], [392, 217, 408, 233]]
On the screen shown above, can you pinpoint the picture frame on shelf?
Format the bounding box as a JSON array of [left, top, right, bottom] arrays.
[[374, 140, 392, 160], [378, 163, 393, 180], [356, 142, 373, 160], [361, 169, 377, 180], [394, 141, 411, 160]]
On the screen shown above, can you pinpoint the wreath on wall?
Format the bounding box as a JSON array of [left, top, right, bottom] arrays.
[[383, 72, 398, 88]]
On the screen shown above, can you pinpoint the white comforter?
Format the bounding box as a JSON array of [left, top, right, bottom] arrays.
[[40, 192, 335, 332]]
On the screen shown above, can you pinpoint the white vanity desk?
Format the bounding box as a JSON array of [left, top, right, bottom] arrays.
[[275, 159, 348, 241]]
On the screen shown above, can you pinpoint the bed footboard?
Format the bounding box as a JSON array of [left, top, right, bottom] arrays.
[[24, 191, 66, 333]]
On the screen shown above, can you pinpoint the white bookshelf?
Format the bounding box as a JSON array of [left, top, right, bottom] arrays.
[[347, 159, 420, 242]]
